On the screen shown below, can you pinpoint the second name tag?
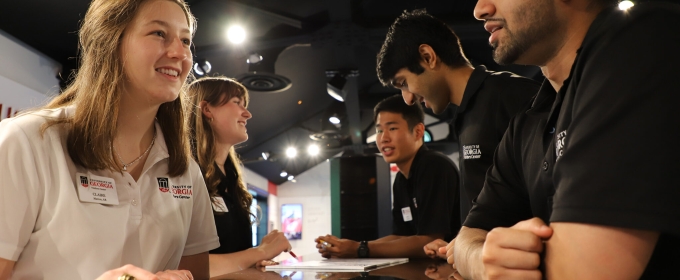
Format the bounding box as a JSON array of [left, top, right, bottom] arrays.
[[76, 172, 120, 205], [213, 197, 229, 212], [401, 207, 413, 222]]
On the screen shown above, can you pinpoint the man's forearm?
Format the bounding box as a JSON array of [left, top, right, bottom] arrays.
[[370, 234, 440, 258], [453, 226, 487, 280], [373, 234, 404, 243]]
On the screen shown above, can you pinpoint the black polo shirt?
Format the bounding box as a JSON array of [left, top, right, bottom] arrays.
[[454, 65, 539, 223], [210, 162, 253, 254], [465, 2, 680, 278], [464, 82, 555, 230], [392, 145, 460, 241]]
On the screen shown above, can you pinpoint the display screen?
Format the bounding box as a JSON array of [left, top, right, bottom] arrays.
[[281, 204, 302, 240]]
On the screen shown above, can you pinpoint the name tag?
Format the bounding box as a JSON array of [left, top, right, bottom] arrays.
[[76, 172, 119, 205], [213, 197, 229, 212], [401, 207, 413, 222]]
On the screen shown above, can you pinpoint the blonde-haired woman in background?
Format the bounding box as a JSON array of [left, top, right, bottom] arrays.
[[0, 0, 219, 279], [188, 76, 291, 277]]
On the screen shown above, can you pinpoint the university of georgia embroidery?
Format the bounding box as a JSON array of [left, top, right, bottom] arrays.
[[555, 130, 568, 158], [157, 177, 192, 199], [463, 144, 482, 159], [157, 177, 170, 193]]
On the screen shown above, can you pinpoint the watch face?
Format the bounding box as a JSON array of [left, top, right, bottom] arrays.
[[358, 241, 369, 257], [358, 248, 366, 257]]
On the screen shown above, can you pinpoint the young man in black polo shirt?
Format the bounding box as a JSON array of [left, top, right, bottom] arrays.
[[315, 95, 459, 258], [376, 9, 540, 258], [448, 0, 680, 279]]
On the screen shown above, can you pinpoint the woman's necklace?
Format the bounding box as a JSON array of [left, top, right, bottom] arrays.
[[113, 129, 157, 171]]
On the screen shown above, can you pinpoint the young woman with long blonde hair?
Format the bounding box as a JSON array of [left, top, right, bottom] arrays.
[[0, 0, 219, 279]]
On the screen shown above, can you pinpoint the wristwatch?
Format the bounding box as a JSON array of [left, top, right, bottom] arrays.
[[357, 240, 370, 258]]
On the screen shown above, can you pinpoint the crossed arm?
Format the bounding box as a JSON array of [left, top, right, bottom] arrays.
[[317, 233, 444, 259], [450, 221, 659, 280]]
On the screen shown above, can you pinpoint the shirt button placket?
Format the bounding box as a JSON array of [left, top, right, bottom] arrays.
[[128, 180, 142, 217]]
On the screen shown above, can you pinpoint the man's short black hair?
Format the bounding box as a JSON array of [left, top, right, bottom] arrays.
[[376, 9, 470, 87], [374, 94, 425, 132]]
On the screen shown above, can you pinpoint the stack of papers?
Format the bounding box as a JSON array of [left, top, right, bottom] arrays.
[[265, 258, 409, 272]]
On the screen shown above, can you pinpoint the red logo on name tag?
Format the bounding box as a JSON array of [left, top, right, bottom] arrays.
[[80, 176, 89, 188]]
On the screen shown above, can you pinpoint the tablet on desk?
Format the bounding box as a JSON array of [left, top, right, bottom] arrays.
[[265, 258, 409, 272]]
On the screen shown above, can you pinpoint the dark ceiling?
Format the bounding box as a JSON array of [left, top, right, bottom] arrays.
[[1, 0, 543, 184]]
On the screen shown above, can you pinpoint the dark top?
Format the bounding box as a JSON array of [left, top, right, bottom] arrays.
[[210, 162, 253, 254], [465, 3, 680, 278], [392, 145, 460, 241], [464, 83, 556, 229], [453, 65, 539, 222]]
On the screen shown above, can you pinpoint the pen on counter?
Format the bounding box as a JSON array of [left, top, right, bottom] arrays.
[[289, 250, 297, 258]]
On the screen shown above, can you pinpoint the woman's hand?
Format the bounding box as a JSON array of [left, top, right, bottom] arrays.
[[254, 259, 280, 270], [95, 265, 194, 280], [258, 230, 292, 260]]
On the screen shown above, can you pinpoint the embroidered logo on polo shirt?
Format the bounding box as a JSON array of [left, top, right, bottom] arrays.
[[556, 130, 568, 158], [80, 175, 89, 188], [463, 144, 482, 159], [157, 177, 192, 199], [157, 177, 170, 193], [171, 185, 193, 199]]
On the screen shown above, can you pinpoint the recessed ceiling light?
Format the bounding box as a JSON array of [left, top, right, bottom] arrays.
[[193, 60, 211, 76], [227, 25, 246, 44], [618, 0, 634, 10], [307, 144, 320, 156], [247, 52, 262, 64], [286, 147, 297, 158]]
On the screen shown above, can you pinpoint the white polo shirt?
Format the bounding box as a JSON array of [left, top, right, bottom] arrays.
[[0, 106, 220, 279]]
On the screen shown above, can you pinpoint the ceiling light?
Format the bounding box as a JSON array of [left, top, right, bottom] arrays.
[[329, 116, 340, 124], [307, 144, 320, 156], [261, 152, 270, 160], [193, 60, 211, 76], [286, 147, 297, 158], [247, 52, 262, 64], [280, 171, 288, 177], [326, 73, 347, 102], [227, 25, 246, 44], [618, 0, 634, 10], [287, 175, 295, 181]]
